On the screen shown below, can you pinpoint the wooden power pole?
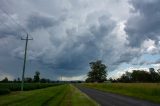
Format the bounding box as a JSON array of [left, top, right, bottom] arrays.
[[21, 34, 33, 91]]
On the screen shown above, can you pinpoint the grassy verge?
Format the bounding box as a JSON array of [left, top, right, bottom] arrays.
[[82, 83, 160, 104], [60, 84, 99, 106], [0, 84, 98, 106]]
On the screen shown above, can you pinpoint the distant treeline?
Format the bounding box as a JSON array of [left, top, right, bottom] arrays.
[[0, 71, 52, 83], [0, 71, 84, 83], [110, 68, 160, 83], [0, 77, 54, 83]]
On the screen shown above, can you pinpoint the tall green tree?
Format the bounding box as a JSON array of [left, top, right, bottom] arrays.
[[34, 71, 40, 82], [86, 60, 107, 82], [149, 68, 160, 82]]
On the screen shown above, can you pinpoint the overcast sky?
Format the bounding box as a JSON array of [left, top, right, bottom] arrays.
[[0, 0, 160, 80]]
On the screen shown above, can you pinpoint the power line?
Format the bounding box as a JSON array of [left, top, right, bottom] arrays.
[[0, 2, 28, 34], [0, 10, 18, 33], [0, 1, 34, 91]]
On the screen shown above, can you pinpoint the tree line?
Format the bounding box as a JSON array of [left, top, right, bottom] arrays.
[[0, 71, 51, 83], [85, 60, 160, 83], [1, 60, 160, 83], [110, 68, 160, 83]]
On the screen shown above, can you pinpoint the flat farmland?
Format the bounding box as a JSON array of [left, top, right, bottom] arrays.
[[1, 83, 160, 106], [0, 84, 98, 106]]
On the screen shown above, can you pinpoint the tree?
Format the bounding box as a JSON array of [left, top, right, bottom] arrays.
[[131, 70, 150, 82], [1, 77, 8, 82], [119, 71, 132, 82], [86, 60, 107, 82], [34, 71, 40, 82], [149, 68, 160, 82], [117, 68, 160, 83]]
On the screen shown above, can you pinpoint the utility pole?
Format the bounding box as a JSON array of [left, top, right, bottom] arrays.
[[21, 34, 33, 91]]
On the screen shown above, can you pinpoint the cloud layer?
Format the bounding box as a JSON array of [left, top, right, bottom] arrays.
[[0, 0, 160, 80]]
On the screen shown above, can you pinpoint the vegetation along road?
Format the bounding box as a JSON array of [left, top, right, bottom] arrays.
[[78, 85, 160, 106], [0, 84, 98, 106]]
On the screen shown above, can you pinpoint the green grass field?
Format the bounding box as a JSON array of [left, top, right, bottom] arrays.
[[0, 83, 61, 95], [0, 84, 98, 106], [82, 83, 160, 103], [0, 83, 60, 91]]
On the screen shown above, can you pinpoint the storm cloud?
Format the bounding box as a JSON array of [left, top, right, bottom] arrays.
[[0, 0, 160, 80], [125, 0, 160, 47]]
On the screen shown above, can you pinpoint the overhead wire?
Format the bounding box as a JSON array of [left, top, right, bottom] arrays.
[[0, 10, 19, 34], [0, 0, 29, 35], [0, 0, 33, 76]]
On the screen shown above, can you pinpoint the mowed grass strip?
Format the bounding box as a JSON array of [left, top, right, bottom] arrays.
[[0, 84, 98, 106], [59, 84, 99, 106], [82, 83, 160, 104]]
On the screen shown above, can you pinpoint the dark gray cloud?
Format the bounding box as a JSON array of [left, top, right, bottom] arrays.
[[125, 0, 160, 47], [2, 2, 121, 78], [1, 0, 160, 80], [29, 15, 117, 76], [0, 12, 23, 38], [26, 13, 58, 31]]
